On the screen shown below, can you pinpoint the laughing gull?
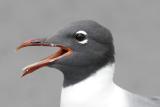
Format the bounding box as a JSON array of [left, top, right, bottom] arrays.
[[17, 20, 160, 107]]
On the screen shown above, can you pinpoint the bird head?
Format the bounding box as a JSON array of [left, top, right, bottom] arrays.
[[17, 20, 115, 87]]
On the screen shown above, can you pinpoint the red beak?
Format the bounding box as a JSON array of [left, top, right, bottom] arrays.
[[17, 38, 72, 77]]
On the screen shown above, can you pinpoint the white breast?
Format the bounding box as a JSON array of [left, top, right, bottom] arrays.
[[60, 64, 129, 107]]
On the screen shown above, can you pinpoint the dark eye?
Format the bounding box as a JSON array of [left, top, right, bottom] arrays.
[[75, 33, 86, 41], [74, 30, 88, 44]]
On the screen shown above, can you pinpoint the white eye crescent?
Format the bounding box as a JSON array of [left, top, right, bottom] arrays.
[[76, 30, 87, 35], [78, 39, 88, 44]]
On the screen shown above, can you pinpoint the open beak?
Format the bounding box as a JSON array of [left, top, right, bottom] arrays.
[[16, 38, 72, 77]]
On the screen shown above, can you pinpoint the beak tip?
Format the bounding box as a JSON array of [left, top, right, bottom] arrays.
[[16, 45, 24, 52], [21, 72, 27, 77], [16, 48, 20, 52]]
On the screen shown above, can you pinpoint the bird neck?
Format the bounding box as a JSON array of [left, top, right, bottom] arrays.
[[60, 63, 128, 107]]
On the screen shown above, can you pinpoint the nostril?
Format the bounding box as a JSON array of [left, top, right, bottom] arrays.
[[30, 38, 47, 44], [32, 41, 41, 43]]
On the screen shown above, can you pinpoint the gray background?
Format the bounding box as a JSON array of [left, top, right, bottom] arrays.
[[0, 0, 160, 107]]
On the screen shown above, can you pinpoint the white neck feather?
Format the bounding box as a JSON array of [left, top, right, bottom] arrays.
[[60, 63, 129, 107]]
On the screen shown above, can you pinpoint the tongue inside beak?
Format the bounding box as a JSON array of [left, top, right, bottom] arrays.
[[16, 38, 72, 77]]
